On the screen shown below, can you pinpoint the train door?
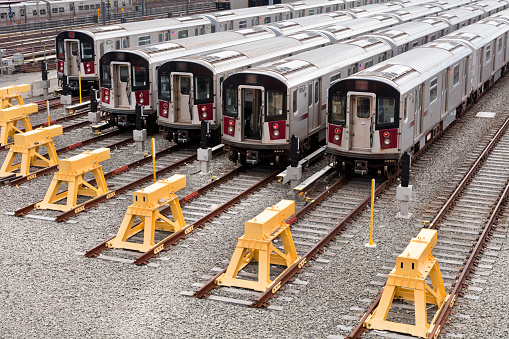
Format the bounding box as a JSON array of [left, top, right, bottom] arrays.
[[65, 39, 80, 76], [112, 62, 131, 108], [414, 85, 423, 138], [240, 86, 264, 140], [442, 69, 448, 116], [309, 80, 320, 130], [349, 93, 375, 150], [172, 73, 193, 123]]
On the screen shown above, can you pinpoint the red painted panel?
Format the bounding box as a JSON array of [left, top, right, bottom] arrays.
[[101, 87, 110, 104], [135, 90, 149, 106], [379, 128, 398, 149], [83, 62, 95, 75], [223, 117, 235, 136], [159, 100, 169, 118], [269, 120, 286, 140], [197, 103, 213, 121], [328, 124, 343, 146], [58, 60, 64, 73]]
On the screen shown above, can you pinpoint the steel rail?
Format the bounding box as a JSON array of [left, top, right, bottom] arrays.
[[134, 168, 280, 265], [347, 116, 509, 339]]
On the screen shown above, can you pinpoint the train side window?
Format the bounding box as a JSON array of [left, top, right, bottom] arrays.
[[365, 60, 373, 68], [485, 45, 491, 63], [239, 20, 247, 28], [331, 94, 346, 124], [96, 4, 101, 9], [122, 38, 128, 48], [40, 9, 46, 15], [429, 77, 438, 103], [115, 40, 121, 50], [412, 41, 418, 49], [292, 89, 298, 114], [309, 9, 314, 16], [330, 72, 341, 83], [314, 82, 319, 104], [453, 64, 460, 86], [69, 5, 75, 11], [430, 34, 436, 41], [308, 84, 312, 107], [159, 32, 164, 42], [79, 6, 84, 11], [211, 25, 216, 33], [138, 35, 151, 46], [165, 32, 169, 41], [59, 7, 65, 13], [33, 10, 37, 16], [224, 87, 238, 116], [52, 8, 58, 14], [326, 7, 331, 12], [84, 5, 89, 10], [178, 30, 188, 39], [264, 17, 271, 24], [498, 38, 503, 53], [377, 97, 396, 124], [267, 91, 284, 117]]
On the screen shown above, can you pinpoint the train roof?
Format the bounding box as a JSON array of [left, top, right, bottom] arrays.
[[236, 38, 391, 87], [424, 6, 484, 25], [345, 41, 471, 93], [441, 18, 509, 48]]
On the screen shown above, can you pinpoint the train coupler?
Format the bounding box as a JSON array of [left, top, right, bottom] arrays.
[[363, 229, 449, 338], [0, 84, 29, 109], [216, 200, 299, 292], [177, 130, 189, 143], [246, 150, 260, 165], [35, 148, 110, 212], [0, 125, 62, 178], [106, 174, 186, 252], [0, 103, 37, 145], [354, 160, 368, 175], [91, 120, 114, 133]]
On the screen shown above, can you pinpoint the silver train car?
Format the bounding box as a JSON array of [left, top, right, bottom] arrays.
[[326, 9, 509, 175], [56, 0, 350, 89], [221, 0, 508, 165], [1, 0, 138, 25], [157, 1, 459, 142]]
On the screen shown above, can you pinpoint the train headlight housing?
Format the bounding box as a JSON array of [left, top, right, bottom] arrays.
[[383, 138, 391, 146], [334, 134, 340, 142], [273, 129, 279, 137], [163, 109, 168, 115], [228, 126, 234, 134]]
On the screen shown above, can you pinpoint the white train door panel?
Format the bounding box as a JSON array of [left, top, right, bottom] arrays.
[[349, 92, 375, 150], [240, 86, 263, 140], [65, 39, 80, 77], [414, 85, 423, 141], [172, 73, 193, 123], [112, 62, 131, 108]]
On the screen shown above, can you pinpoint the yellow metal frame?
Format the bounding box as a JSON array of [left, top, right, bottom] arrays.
[[0, 103, 38, 145], [0, 84, 29, 109], [106, 174, 186, 252], [0, 125, 62, 178], [216, 200, 299, 292], [36, 148, 110, 212], [364, 229, 449, 338]]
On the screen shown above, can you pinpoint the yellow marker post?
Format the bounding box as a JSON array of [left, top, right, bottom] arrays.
[[152, 138, 156, 183], [97, 8, 100, 23], [46, 100, 50, 126], [365, 178, 376, 248], [78, 71, 82, 103]]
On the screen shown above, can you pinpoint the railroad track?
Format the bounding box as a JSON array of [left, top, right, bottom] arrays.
[[345, 116, 509, 339]]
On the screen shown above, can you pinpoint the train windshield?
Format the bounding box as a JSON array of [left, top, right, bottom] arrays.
[[159, 75, 171, 100], [81, 42, 93, 60], [330, 94, 346, 124], [194, 76, 212, 101], [377, 97, 396, 124], [224, 87, 238, 117], [266, 91, 284, 117], [132, 66, 148, 89], [101, 64, 111, 87], [57, 40, 64, 59]]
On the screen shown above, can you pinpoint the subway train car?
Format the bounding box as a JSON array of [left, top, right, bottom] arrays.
[[157, 2, 453, 142], [219, 0, 506, 165], [326, 13, 509, 175]]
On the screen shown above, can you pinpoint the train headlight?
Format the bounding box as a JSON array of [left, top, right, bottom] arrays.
[[163, 109, 168, 115], [273, 130, 279, 137], [228, 126, 234, 134], [228, 119, 234, 126], [105, 96, 109, 102], [334, 134, 340, 142], [139, 98, 144, 104], [383, 138, 391, 146], [383, 131, 390, 138], [87, 68, 91, 73], [272, 123, 279, 130]]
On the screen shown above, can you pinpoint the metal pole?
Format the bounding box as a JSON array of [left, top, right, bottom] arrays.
[[0, 49, 3, 77], [36, 0, 40, 23], [366, 178, 376, 248], [152, 138, 156, 183], [79, 71, 82, 103], [187, 0, 190, 16], [102, 2, 106, 26]]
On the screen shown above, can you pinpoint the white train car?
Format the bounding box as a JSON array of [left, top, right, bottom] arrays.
[[326, 12, 509, 175], [220, 0, 508, 165], [158, 2, 452, 142]]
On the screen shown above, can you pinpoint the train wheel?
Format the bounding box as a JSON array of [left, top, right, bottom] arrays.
[[239, 153, 247, 166], [275, 155, 286, 169]]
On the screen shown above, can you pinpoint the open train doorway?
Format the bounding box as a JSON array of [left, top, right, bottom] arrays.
[[65, 39, 80, 77], [112, 63, 131, 108], [241, 86, 263, 140]]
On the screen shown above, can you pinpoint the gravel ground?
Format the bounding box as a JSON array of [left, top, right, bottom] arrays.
[[1, 77, 509, 338]]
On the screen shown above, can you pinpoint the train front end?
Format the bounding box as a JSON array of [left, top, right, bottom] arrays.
[[99, 51, 152, 128], [327, 78, 400, 175], [222, 72, 289, 165], [157, 61, 216, 143], [56, 31, 96, 90]]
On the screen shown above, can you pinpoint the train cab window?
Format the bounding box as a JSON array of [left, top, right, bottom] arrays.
[[377, 97, 396, 124], [429, 77, 438, 103], [52, 8, 58, 14], [292, 89, 298, 114], [59, 7, 65, 13], [122, 38, 128, 48], [485, 45, 491, 62], [453, 64, 460, 86], [331, 94, 346, 124], [132, 66, 148, 88], [308, 84, 312, 107], [195, 76, 212, 101], [57, 41, 64, 58], [224, 87, 238, 116], [159, 75, 171, 100], [239, 20, 247, 28], [180, 77, 191, 95], [178, 30, 188, 39], [314, 82, 319, 104], [267, 91, 284, 117], [264, 17, 271, 24], [101, 65, 111, 87], [357, 97, 371, 119], [81, 42, 93, 60]]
